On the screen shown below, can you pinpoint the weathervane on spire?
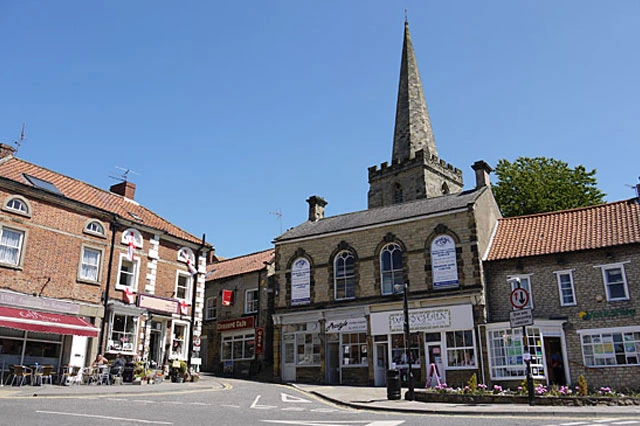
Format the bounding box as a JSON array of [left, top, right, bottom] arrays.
[[404, 8, 408, 23]]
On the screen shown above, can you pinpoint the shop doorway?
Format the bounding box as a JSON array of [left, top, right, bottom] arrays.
[[326, 341, 339, 384], [425, 342, 445, 387], [282, 334, 296, 382], [374, 342, 388, 386], [544, 336, 566, 386], [149, 328, 163, 368]]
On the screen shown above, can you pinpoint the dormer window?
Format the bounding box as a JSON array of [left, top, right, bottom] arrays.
[[84, 220, 106, 238], [2, 196, 31, 217]]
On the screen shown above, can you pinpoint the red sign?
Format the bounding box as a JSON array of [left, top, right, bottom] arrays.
[[0, 306, 99, 337], [255, 327, 264, 355], [216, 316, 255, 332], [193, 336, 201, 347], [222, 289, 234, 306], [510, 287, 530, 309]]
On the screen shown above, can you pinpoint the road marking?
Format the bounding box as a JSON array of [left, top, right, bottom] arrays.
[[36, 410, 172, 425], [559, 423, 589, 426], [281, 407, 306, 411], [310, 408, 340, 413], [131, 399, 156, 404], [282, 392, 312, 403], [221, 404, 240, 408], [262, 422, 404, 426], [612, 422, 640, 425], [189, 402, 210, 406], [251, 395, 278, 410]]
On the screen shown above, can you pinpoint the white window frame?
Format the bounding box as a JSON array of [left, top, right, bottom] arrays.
[[84, 220, 106, 238], [508, 274, 534, 310], [245, 288, 259, 314], [380, 243, 403, 295], [107, 312, 137, 353], [170, 320, 189, 360], [221, 330, 256, 361], [121, 228, 143, 249], [334, 250, 356, 300], [2, 196, 31, 217], [555, 269, 577, 306], [0, 225, 26, 267], [445, 329, 477, 369], [595, 262, 630, 302], [578, 326, 640, 367], [486, 326, 545, 380], [205, 296, 217, 320], [78, 245, 102, 283], [175, 271, 192, 301], [115, 253, 140, 292]]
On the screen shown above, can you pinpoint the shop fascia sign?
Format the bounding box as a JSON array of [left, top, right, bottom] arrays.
[[388, 308, 452, 332], [216, 316, 255, 332], [138, 293, 179, 314], [0, 291, 79, 315], [324, 317, 367, 333], [579, 308, 636, 321]]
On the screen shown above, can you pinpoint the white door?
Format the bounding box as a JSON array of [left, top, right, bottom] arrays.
[[374, 343, 388, 386], [425, 343, 445, 387], [70, 335, 88, 367], [282, 334, 296, 382]]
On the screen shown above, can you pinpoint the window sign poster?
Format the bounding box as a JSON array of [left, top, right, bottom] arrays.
[[431, 235, 459, 288], [291, 258, 311, 306]]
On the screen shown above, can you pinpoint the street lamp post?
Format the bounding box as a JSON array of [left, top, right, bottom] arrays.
[[395, 282, 415, 401]]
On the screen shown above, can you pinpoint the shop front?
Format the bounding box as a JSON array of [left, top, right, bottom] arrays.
[[0, 293, 100, 378], [323, 316, 369, 385], [216, 316, 257, 377], [370, 304, 478, 388]]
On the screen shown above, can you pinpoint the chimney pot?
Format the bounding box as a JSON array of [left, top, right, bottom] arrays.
[[471, 160, 493, 189], [110, 181, 136, 199], [306, 195, 327, 222], [0, 143, 16, 159]]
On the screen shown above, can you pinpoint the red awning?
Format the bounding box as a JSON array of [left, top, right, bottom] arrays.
[[0, 306, 98, 338]]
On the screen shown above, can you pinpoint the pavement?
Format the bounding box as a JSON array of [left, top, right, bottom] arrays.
[[1, 375, 639, 418]]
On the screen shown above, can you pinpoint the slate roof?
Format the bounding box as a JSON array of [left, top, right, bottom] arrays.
[[206, 249, 274, 281], [274, 188, 485, 243], [486, 198, 640, 261], [0, 156, 202, 244]]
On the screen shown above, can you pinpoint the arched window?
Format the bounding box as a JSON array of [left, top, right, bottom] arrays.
[[441, 182, 450, 195], [84, 220, 106, 237], [380, 243, 403, 295], [2, 196, 30, 217], [334, 250, 355, 300], [393, 183, 404, 204]]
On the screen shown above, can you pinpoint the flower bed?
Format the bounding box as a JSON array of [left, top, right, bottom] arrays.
[[414, 390, 640, 406]]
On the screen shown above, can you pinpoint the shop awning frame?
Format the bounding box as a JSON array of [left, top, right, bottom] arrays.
[[0, 306, 99, 338]]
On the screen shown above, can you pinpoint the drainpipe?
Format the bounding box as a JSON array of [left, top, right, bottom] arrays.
[[98, 218, 119, 354], [188, 234, 207, 370]]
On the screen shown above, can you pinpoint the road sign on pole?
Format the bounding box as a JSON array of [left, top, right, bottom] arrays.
[[510, 287, 530, 309], [510, 308, 534, 328]]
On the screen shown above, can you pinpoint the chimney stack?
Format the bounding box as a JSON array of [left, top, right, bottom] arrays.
[[110, 181, 136, 199], [306, 195, 327, 222], [0, 143, 16, 159], [471, 160, 493, 189]]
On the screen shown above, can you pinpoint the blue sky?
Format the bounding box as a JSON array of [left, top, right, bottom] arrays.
[[1, 1, 638, 259]]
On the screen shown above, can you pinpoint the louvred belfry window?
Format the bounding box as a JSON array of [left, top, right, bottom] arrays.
[[222, 289, 234, 306]]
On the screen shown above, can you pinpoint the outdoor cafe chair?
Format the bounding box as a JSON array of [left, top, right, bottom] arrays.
[[9, 365, 32, 387], [60, 365, 82, 386], [33, 365, 54, 386]]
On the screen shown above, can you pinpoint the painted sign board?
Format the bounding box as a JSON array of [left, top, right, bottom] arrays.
[[510, 308, 534, 328]]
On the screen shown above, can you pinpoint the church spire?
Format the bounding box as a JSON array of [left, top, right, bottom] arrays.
[[391, 20, 438, 163]]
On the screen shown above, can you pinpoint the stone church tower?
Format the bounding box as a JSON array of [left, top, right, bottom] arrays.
[[368, 21, 463, 208]]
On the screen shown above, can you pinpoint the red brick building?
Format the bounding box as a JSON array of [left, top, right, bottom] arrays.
[[0, 144, 211, 378]]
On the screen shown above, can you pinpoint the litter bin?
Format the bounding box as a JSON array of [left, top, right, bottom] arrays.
[[122, 362, 135, 383], [386, 368, 401, 400]]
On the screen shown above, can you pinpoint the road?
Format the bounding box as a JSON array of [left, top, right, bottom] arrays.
[[0, 379, 638, 426]]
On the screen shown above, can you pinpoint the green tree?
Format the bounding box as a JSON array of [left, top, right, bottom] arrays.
[[492, 157, 605, 217]]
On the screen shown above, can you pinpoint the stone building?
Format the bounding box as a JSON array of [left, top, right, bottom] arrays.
[[483, 195, 640, 391], [202, 249, 275, 377], [0, 144, 211, 376], [271, 21, 502, 387]]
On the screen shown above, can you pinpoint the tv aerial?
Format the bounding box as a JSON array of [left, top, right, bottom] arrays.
[[13, 123, 26, 155], [109, 166, 140, 183]]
